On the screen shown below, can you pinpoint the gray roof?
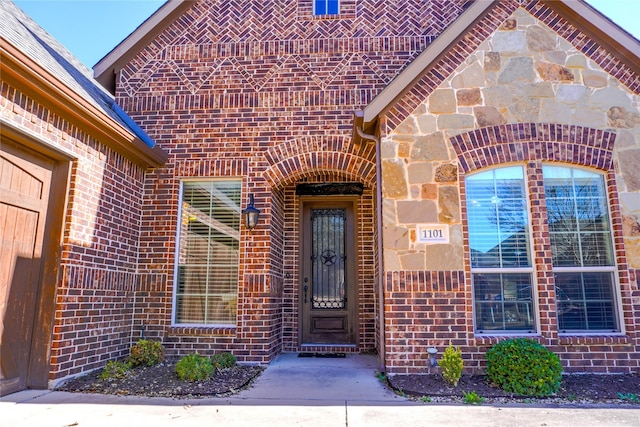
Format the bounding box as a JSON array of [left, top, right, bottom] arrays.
[[1, 0, 154, 146]]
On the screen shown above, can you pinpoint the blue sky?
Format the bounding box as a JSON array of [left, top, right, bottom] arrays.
[[12, 0, 640, 70]]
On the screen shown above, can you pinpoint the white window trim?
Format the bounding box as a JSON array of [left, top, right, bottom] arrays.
[[468, 165, 540, 335]]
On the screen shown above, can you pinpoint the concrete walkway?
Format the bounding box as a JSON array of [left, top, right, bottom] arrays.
[[2, 353, 638, 426]]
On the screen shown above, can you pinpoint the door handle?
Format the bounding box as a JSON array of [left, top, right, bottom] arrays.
[[303, 284, 308, 303]]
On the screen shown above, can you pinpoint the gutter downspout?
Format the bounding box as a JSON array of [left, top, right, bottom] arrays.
[[354, 116, 385, 374]]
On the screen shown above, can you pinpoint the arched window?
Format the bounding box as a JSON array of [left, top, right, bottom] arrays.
[[466, 165, 619, 334]]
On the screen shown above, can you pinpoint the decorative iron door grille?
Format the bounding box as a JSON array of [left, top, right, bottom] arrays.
[[311, 208, 346, 310]]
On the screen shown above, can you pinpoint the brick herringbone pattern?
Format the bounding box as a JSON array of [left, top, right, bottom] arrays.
[[120, 0, 467, 98]]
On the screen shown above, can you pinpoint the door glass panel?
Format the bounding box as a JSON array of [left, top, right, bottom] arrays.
[[311, 208, 346, 309]]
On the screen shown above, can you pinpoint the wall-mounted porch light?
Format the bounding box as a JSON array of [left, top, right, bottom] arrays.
[[242, 194, 260, 230]]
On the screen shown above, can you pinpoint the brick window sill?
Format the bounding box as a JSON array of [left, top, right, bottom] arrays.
[[474, 334, 542, 346], [557, 334, 630, 346], [168, 326, 237, 337]]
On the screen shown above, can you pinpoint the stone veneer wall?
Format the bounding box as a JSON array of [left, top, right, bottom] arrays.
[[1, 82, 148, 384], [381, 4, 640, 373]]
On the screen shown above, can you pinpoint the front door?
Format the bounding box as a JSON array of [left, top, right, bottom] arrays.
[[300, 199, 357, 344]]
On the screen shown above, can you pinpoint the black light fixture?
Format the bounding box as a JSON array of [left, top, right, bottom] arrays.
[[243, 193, 260, 230]]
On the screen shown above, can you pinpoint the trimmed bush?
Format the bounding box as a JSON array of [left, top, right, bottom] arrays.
[[211, 352, 237, 369], [100, 360, 130, 380], [129, 339, 165, 367], [176, 353, 214, 381], [485, 338, 562, 397], [437, 344, 463, 387]]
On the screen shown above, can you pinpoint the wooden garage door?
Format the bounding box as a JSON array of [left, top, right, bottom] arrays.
[[0, 141, 53, 396]]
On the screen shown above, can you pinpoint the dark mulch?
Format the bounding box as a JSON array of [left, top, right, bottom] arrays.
[[57, 361, 639, 405], [388, 372, 640, 405], [57, 361, 264, 399]]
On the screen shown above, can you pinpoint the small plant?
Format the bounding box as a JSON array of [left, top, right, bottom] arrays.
[[176, 353, 214, 381], [210, 352, 237, 369], [462, 391, 484, 405], [375, 372, 387, 382], [485, 338, 562, 397], [618, 392, 639, 403], [129, 339, 165, 367], [566, 392, 578, 402], [394, 387, 406, 397], [420, 395, 432, 403], [437, 344, 463, 387], [100, 360, 130, 380]]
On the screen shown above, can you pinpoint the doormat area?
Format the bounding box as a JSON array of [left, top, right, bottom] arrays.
[[298, 352, 346, 358]]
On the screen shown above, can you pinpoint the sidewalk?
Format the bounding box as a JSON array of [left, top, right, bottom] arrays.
[[2, 353, 638, 426]]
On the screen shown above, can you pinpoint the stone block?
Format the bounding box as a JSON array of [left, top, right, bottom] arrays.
[[618, 149, 640, 191], [437, 114, 475, 130], [526, 25, 556, 51], [509, 98, 541, 122], [535, 61, 574, 81], [499, 57, 534, 83], [608, 107, 640, 129], [451, 62, 486, 88], [434, 164, 458, 183], [438, 185, 460, 223], [572, 108, 606, 128], [397, 200, 438, 223], [484, 52, 501, 72], [540, 99, 571, 123], [411, 132, 449, 161], [457, 88, 482, 106], [382, 159, 408, 198], [483, 86, 512, 107], [474, 106, 506, 127], [408, 162, 433, 184], [492, 30, 526, 52], [524, 82, 555, 98], [429, 89, 456, 114], [383, 225, 410, 250], [592, 87, 633, 110], [557, 84, 588, 103], [582, 70, 607, 88]]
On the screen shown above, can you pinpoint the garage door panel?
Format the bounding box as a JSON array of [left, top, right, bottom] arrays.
[[0, 141, 53, 396]]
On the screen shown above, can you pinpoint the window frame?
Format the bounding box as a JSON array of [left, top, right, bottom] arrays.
[[542, 165, 621, 334], [466, 163, 623, 336], [171, 178, 242, 327], [313, 0, 340, 16], [467, 165, 538, 334]]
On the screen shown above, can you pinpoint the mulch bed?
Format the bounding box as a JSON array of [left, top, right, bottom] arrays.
[[387, 372, 640, 405], [57, 361, 264, 399]]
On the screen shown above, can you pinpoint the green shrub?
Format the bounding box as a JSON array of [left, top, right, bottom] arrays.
[[437, 344, 463, 387], [129, 339, 165, 367], [462, 391, 485, 405], [175, 353, 214, 381], [211, 352, 237, 369], [100, 360, 130, 380], [485, 338, 562, 397]]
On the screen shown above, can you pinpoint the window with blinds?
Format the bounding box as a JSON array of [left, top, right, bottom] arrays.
[[174, 180, 241, 325]]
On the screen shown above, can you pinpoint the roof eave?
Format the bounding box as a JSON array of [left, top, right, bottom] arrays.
[[1, 37, 167, 168], [94, 0, 190, 93]]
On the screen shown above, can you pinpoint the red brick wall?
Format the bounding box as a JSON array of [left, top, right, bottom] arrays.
[[118, 0, 469, 362], [1, 82, 148, 383]]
